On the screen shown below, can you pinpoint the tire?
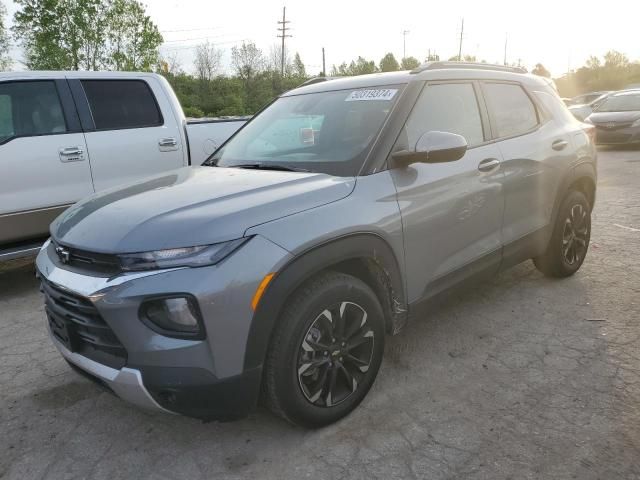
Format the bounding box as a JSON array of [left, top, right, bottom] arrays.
[[263, 271, 385, 428], [534, 190, 591, 278]]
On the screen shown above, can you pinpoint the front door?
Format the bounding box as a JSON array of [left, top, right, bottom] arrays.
[[0, 80, 93, 243], [390, 81, 505, 303]]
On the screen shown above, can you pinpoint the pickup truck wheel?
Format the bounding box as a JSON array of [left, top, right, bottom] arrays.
[[534, 190, 591, 278], [263, 271, 385, 428]]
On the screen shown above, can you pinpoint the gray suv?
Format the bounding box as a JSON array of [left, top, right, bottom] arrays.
[[36, 62, 597, 427]]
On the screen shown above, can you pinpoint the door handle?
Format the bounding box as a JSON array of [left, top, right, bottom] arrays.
[[478, 158, 501, 172], [158, 138, 178, 147], [552, 139, 569, 151], [59, 146, 85, 162]]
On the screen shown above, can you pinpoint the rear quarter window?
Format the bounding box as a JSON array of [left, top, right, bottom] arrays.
[[483, 83, 539, 138], [82, 80, 163, 130]]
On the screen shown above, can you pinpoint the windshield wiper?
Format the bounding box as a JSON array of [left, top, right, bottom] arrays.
[[230, 163, 311, 173]]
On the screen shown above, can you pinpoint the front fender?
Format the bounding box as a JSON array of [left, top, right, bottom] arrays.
[[243, 233, 408, 371]]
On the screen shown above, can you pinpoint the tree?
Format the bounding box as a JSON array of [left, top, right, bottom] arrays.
[[379, 52, 399, 72], [158, 51, 182, 76], [603, 50, 628, 68], [268, 44, 291, 76], [292, 52, 306, 78], [194, 41, 221, 81], [0, 1, 10, 70], [232, 41, 265, 82], [105, 0, 163, 71], [401, 56, 420, 70], [13, 0, 162, 71], [532, 63, 550, 78]]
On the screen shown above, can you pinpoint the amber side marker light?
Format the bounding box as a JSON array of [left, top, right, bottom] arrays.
[[251, 273, 275, 310]]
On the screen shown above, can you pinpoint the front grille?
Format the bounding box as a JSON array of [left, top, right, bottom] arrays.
[[50, 240, 121, 276], [41, 277, 127, 369]]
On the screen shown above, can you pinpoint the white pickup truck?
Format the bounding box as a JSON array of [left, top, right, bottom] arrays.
[[0, 71, 248, 260]]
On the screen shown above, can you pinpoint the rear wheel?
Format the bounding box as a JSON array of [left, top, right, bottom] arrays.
[[534, 190, 591, 277], [264, 271, 385, 428]]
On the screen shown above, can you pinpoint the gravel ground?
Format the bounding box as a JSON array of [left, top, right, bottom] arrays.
[[1, 149, 639, 480]]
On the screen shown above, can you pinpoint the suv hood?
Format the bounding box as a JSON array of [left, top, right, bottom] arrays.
[[51, 167, 355, 253]]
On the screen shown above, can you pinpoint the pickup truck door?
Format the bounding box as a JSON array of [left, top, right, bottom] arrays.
[[0, 79, 93, 244], [70, 77, 186, 192], [390, 81, 505, 303]]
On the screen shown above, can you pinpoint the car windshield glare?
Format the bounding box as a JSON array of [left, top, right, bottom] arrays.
[[595, 94, 640, 112], [211, 86, 404, 176]]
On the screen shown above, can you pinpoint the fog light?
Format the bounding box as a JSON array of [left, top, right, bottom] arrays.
[[140, 296, 203, 338]]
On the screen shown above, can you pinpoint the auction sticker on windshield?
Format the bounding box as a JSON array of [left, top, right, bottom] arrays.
[[345, 89, 398, 101]]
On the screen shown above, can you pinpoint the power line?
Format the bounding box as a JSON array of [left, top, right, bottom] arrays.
[[161, 38, 249, 51], [163, 33, 241, 44], [277, 6, 292, 76]]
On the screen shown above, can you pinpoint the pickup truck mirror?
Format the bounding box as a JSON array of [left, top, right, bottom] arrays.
[[391, 131, 468, 167]]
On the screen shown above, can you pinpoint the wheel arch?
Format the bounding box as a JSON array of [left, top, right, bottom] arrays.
[[243, 233, 408, 371], [552, 161, 597, 224]]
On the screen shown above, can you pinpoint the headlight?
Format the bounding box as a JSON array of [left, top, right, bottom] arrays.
[[583, 117, 593, 124], [118, 237, 249, 271]]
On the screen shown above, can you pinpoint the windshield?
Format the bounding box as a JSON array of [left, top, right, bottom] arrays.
[[595, 94, 640, 112], [209, 86, 404, 176]]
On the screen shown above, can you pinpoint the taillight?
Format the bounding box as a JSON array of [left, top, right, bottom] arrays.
[[581, 123, 596, 144]]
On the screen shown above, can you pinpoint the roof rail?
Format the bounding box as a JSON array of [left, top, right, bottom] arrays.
[[298, 76, 334, 87], [411, 61, 527, 75]]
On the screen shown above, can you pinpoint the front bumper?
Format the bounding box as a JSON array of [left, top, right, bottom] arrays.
[[37, 236, 292, 419], [50, 335, 172, 413]]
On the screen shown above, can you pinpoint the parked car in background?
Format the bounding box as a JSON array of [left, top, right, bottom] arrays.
[[36, 62, 597, 427], [584, 90, 640, 145], [0, 71, 247, 260], [569, 91, 611, 106], [569, 92, 613, 121]]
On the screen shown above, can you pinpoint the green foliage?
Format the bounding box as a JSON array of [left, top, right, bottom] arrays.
[[379, 52, 399, 72], [401, 56, 420, 70], [331, 56, 378, 76], [0, 1, 10, 70], [555, 50, 640, 97], [12, 0, 162, 70], [293, 52, 306, 78]]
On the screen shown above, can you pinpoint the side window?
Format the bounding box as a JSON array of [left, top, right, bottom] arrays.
[[0, 81, 68, 144], [81, 80, 163, 130], [483, 83, 538, 138], [401, 83, 484, 149]]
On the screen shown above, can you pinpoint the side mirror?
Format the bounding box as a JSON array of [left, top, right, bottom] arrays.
[[391, 131, 468, 167]]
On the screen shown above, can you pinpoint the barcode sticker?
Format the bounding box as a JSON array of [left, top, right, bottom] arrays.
[[345, 89, 398, 102]]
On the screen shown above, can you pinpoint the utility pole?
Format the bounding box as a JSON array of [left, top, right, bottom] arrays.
[[402, 30, 410, 59], [457, 18, 464, 61], [277, 6, 292, 76], [503, 33, 508, 65], [322, 47, 326, 76]]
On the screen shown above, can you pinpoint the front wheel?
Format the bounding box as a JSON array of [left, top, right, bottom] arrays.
[[263, 272, 385, 428], [534, 190, 591, 277]]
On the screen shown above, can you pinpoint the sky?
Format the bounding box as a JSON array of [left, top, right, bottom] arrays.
[[3, 0, 640, 77]]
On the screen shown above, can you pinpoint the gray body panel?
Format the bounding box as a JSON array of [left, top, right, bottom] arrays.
[[36, 65, 597, 419], [51, 167, 354, 252]]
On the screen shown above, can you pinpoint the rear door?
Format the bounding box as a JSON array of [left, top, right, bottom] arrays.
[[0, 79, 93, 243], [481, 81, 571, 255], [390, 81, 505, 302], [72, 77, 185, 192]]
